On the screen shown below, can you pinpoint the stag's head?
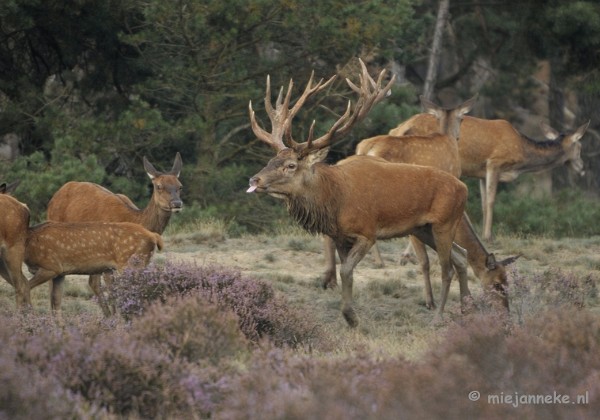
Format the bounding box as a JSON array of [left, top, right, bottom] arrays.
[[144, 152, 184, 212], [540, 121, 590, 176], [247, 59, 395, 199]]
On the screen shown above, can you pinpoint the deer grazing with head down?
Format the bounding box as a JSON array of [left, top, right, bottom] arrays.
[[321, 95, 520, 310], [25, 221, 162, 315], [46, 153, 182, 315], [247, 60, 469, 327], [390, 114, 589, 241], [0, 183, 31, 309]]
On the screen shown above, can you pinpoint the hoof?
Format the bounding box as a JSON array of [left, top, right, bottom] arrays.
[[425, 301, 437, 311], [399, 253, 418, 266], [461, 295, 476, 314], [342, 307, 358, 328], [322, 271, 337, 289]]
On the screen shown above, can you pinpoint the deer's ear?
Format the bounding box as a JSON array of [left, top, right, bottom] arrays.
[[306, 147, 330, 166], [540, 122, 560, 140], [570, 120, 590, 144], [457, 94, 477, 117], [420, 95, 444, 119]]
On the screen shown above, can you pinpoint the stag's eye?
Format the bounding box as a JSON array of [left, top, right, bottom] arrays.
[[156, 184, 163, 191], [286, 163, 297, 170]]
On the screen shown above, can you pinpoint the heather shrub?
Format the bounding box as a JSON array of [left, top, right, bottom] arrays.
[[130, 295, 249, 366], [11, 322, 225, 418], [0, 352, 102, 419], [109, 261, 327, 349], [217, 309, 600, 418], [217, 346, 407, 420], [509, 267, 598, 322]]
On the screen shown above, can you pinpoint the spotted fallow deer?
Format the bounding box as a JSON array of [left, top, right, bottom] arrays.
[[390, 114, 589, 241], [246, 60, 468, 327], [46, 153, 182, 316], [25, 221, 162, 315], [321, 94, 474, 291], [0, 187, 31, 309]]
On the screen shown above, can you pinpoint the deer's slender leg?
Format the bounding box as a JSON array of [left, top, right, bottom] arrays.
[[2, 246, 31, 308], [479, 178, 487, 230], [483, 166, 500, 241], [337, 237, 372, 328], [322, 236, 338, 289], [410, 236, 435, 309], [89, 274, 113, 317], [370, 243, 385, 268]]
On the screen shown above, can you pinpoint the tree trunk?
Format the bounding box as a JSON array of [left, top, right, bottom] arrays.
[[423, 0, 450, 100]]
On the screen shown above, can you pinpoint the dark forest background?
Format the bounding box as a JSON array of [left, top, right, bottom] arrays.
[[1, 0, 599, 234]]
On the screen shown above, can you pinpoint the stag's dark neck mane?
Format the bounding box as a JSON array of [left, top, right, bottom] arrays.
[[285, 164, 341, 236]]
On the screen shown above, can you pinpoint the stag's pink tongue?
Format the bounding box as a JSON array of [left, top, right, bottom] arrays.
[[246, 185, 257, 193]]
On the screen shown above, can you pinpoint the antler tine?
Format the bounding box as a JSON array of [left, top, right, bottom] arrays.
[[250, 71, 337, 152], [249, 75, 293, 152], [283, 71, 337, 149], [305, 58, 396, 153]]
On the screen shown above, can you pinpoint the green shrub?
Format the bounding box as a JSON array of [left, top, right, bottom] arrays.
[[466, 181, 600, 237]]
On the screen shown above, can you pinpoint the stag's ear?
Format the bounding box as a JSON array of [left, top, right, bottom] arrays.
[[306, 147, 330, 166]]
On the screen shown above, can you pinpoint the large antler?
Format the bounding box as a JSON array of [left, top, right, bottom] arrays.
[[297, 58, 396, 153], [249, 72, 337, 152]]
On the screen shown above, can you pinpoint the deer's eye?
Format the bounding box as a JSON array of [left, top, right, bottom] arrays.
[[287, 163, 297, 170]]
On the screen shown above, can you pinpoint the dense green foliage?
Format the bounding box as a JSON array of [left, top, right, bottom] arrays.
[[1, 0, 599, 232]]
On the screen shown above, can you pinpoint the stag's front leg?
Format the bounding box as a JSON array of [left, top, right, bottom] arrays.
[[322, 236, 338, 289], [337, 237, 372, 328]]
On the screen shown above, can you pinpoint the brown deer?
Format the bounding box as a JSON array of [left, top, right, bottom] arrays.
[[321, 94, 475, 289], [322, 95, 518, 311], [25, 221, 163, 315], [247, 60, 468, 327], [0, 191, 31, 309], [390, 114, 589, 241], [46, 153, 182, 315]]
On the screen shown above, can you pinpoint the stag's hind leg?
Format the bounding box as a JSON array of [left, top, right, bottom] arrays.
[[336, 237, 373, 328]]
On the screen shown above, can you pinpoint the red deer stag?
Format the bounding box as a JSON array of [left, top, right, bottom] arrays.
[[25, 221, 163, 315], [321, 94, 475, 289], [46, 153, 182, 315], [0, 188, 31, 308], [390, 114, 589, 241], [247, 60, 468, 327]]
